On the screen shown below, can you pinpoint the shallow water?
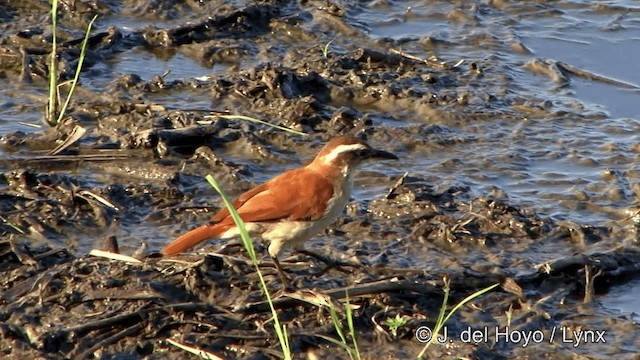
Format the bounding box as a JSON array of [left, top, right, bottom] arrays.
[[604, 278, 640, 319], [366, 0, 640, 226], [2, 0, 640, 357], [2, 2, 637, 227], [357, 0, 640, 321]]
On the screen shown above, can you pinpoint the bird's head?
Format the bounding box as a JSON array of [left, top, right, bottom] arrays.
[[310, 136, 398, 174]]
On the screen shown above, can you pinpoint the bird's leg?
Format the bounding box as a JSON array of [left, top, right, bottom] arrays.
[[271, 256, 291, 289], [296, 249, 359, 275]]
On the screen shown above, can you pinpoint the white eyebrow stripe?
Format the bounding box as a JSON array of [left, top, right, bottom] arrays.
[[323, 143, 368, 162]]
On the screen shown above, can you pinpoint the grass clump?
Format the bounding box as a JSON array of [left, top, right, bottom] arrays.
[[322, 39, 334, 58], [416, 278, 499, 358], [310, 291, 361, 360], [47, 0, 97, 126]]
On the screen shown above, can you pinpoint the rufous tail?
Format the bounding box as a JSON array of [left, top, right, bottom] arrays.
[[161, 224, 230, 256]]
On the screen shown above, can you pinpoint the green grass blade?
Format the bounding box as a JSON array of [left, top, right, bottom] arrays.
[[344, 291, 361, 360], [206, 114, 307, 136], [328, 302, 347, 346], [439, 282, 500, 329], [56, 14, 98, 125], [204, 174, 291, 360], [282, 323, 290, 351], [47, 0, 58, 126], [433, 277, 450, 337], [206, 175, 257, 261]]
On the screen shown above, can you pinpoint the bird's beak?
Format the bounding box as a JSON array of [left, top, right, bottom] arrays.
[[360, 148, 399, 160]]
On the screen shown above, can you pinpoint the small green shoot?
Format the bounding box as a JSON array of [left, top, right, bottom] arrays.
[[322, 39, 334, 58], [384, 314, 407, 337], [416, 278, 499, 358], [204, 175, 292, 360], [505, 304, 513, 328], [322, 291, 361, 360]]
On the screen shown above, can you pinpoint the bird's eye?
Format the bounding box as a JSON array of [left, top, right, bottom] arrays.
[[354, 148, 371, 159], [355, 149, 368, 158]]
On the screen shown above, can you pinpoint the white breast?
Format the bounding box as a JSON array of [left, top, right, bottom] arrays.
[[263, 170, 354, 257]]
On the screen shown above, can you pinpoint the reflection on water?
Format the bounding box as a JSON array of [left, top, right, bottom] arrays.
[[604, 279, 640, 319], [357, 0, 640, 227], [0, 88, 46, 133]]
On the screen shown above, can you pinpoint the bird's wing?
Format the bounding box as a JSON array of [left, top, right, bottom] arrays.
[[214, 168, 335, 226], [210, 182, 270, 223]]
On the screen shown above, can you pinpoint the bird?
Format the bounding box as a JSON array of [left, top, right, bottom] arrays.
[[161, 135, 398, 286]]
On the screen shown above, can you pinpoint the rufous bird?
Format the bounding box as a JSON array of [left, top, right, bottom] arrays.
[[162, 135, 398, 286]]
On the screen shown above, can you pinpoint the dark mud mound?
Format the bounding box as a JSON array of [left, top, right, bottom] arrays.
[[3, 186, 640, 358], [0, 241, 465, 359]]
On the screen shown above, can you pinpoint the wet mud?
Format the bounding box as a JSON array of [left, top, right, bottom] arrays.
[[2, 0, 640, 358]]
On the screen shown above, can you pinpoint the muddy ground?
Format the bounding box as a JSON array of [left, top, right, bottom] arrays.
[[1, 0, 640, 359]]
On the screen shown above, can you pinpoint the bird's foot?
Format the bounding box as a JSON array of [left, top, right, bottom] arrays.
[[271, 256, 297, 293]]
